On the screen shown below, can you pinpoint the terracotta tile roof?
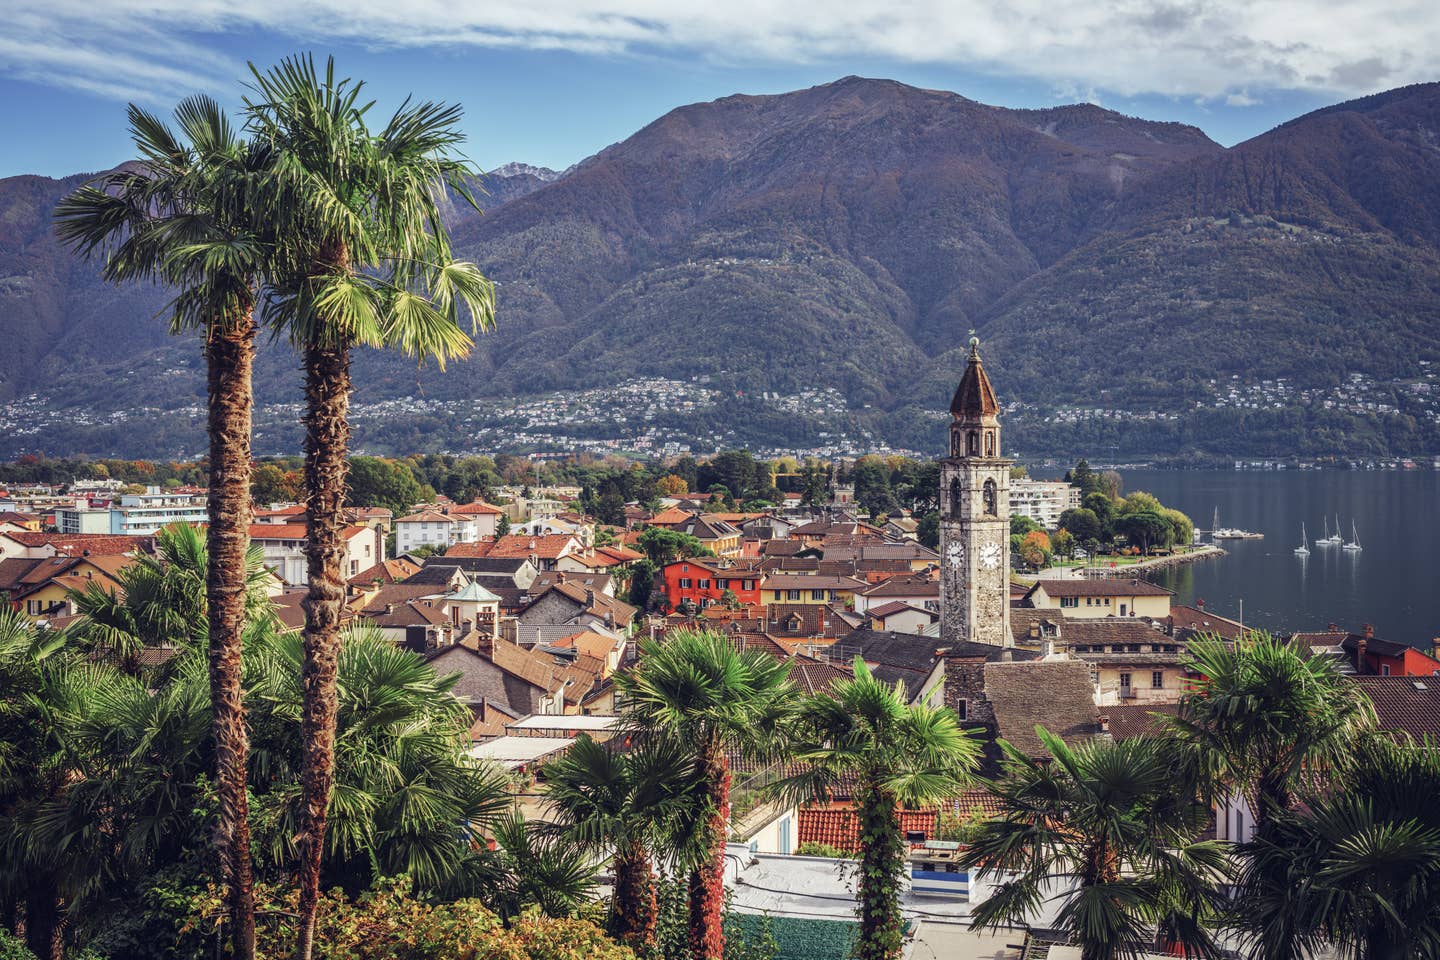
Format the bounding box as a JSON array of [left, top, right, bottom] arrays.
[[363, 599, 451, 628], [550, 629, 624, 661], [1167, 604, 1249, 640], [395, 510, 455, 524], [255, 505, 306, 519], [761, 573, 868, 592], [530, 572, 613, 595], [860, 576, 939, 599], [347, 557, 423, 586], [649, 506, 696, 526], [789, 657, 852, 695], [487, 534, 580, 560], [444, 540, 495, 558], [450, 500, 504, 516], [595, 544, 644, 563], [1101, 703, 1180, 740], [539, 580, 638, 627], [950, 344, 1000, 418], [985, 660, 1099, 757], [247, 523, 310, 539], [0, 557, 43, 591], [798, 808, 938, 852], [868, 600, 933, 620], [1352, 676, 1440, 738], [1029, 578, 1173, 598], [765, 603, 840, 638], [0, 511, 40, 524], [3, 532, 150, 556]]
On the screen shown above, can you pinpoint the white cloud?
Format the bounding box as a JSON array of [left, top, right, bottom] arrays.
[[3, 0, 1437, 104], [1225, 90, 1261, 106]]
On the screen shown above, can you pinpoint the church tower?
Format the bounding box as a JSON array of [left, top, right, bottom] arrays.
[[939, 337, 1013, 650]]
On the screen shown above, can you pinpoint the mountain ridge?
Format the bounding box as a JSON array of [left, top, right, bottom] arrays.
[[1, 77, 1438, 460]]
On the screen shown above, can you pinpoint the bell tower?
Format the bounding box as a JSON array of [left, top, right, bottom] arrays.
[[939, 337, 1013, 650]]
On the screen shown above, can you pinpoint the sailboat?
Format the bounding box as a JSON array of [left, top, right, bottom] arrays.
[[1318, 514, 1343, 546], [1343, 520, 1363, 552], [1294, 522, 1310, 556]]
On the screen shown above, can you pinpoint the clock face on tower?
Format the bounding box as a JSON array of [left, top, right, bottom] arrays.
[[980, 542, 1002, 570], [946, 541, 964, 569]]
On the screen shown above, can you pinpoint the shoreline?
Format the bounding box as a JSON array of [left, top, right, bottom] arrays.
[[1031, 545, 1228, 581]]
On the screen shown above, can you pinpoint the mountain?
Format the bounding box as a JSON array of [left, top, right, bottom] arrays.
[[1, 78, 1438, 461]]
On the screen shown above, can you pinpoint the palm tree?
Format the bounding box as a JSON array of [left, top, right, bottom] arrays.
[[239, 56, 495, 960], [67, 523, 272, 675], [542, 735, 695, 947], [54, 96, 270, 959], [1169, 633, 1374, 831], [962, 729, 1228, 960], [244, 624, 510, 897], [487, 814, 603, 922], [773, 658, 979, 960], [616, 629, 794, 960], [1233, 735, 1440, 960]]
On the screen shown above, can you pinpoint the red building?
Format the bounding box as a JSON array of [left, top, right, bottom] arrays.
[[1293, 624, 1440, 678], [661, 558, 763, 612]]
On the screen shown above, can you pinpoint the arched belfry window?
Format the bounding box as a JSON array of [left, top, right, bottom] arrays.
[[985, 431, 996, 457], [983, 479, 998, 517], [967, 431, 979, 456], [950, 477, 963, 517], [951, 430, 961, 458]]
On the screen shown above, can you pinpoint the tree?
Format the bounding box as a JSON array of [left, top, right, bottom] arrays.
[[1019, 530, 1051, 570], [799, 461, 828, 507], [542, 736, 694, 948], [774, 659, 978, 960], [244, 55, 496, 960], [1069, 459, 1098, 494], [916, 510, 940, 550], [1118, 491, 1163, 516], [346, 457, 425, 515], [252, 463, 302, 505], [1052, 528, 1075, 560], [1232, 737, 1440, 960], [655, 475, 688, 497], [67, 523, 271, 675], [55, 95, 271, 959], [1010, 514, 1041, 537], [1114, 510, 1170, 555], [1058, 507, 1102, 544], [1169, 634, 1374, 833], [963, 730, 1228, 960], [1083, 492, 1117, 538], [636, 527, 712, 566], [1160, 507, 1193, 548], [616, 631, 793, 960]]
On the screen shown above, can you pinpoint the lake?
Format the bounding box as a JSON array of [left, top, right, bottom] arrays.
[[1112, 468, 1440, 647]]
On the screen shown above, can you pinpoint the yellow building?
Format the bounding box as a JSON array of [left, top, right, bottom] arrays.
[[761, 573, 868, 608], [1023, 578, 1172, 620]]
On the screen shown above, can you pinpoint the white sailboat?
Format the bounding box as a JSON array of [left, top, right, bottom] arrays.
[[1343, 520, 1363, 552], [1294, 522, 1310, 556], [1315, 516, 1336, 546], [1318, 514, 1343, 545]]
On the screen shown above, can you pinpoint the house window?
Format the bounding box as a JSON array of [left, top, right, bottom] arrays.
[[985, 431, 996, 457], [1120, 603, 1128, 616], [699, 579, 711, 590], [787, 590, 802, 601], [956, 699, 967, 720], [744, 580, 755, 591], [811, 589, 825, 601], [679, 578, 692, 589], [1151, 671, 1164, 689], [27, 600, 42, 615], [773, 591, 782, 601], [1061, 597, 1078, 608], [967, 431, 979, 456], [1119, 672, 1132, 690], [1381, 664, 1391, 676]]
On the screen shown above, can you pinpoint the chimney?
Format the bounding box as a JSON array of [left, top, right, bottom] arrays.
[[1364, 623, 1375, 639], [385, 603, 395, 614], [585, 588, 596, 607], [1042, 635, 1055, 659], [1196, 598, 1205, 610], [1099, 714, 1110, 733], [1328, 622, 1339, 632], [1357, 633, 1368, 668]]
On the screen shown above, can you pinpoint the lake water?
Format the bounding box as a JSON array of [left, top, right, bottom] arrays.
[[1113, 469, 1440, 647]]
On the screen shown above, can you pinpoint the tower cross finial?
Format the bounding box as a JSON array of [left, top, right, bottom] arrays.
[[968, 329, 980, 357]]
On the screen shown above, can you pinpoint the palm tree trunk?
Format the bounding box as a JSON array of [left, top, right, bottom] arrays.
[[23, 878, 61, 960], [206, 308, 258, 960], [855, 781, 905, 960], [688, 738, 730, 960], [294, 337, 352, 960], [612, 842, 657, 948]]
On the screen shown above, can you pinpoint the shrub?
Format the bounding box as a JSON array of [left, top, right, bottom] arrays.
[[794, 841, 850, 859]]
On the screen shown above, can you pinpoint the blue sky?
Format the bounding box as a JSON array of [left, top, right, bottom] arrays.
[[2, 1, 1436, 179]]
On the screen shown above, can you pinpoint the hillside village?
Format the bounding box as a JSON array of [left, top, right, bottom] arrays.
[[4, 346, 1438, 958]]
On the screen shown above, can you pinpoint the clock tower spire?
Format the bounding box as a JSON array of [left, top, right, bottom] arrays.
[[940, 336, 1013, 650]]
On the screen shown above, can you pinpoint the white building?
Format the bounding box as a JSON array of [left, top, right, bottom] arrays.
[[54, 501, 112, 534], [108, 486, 209, 534], [394, 502, 504, 555], [249, 523, 383, 585], [1008, 479, 1082, 529]]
